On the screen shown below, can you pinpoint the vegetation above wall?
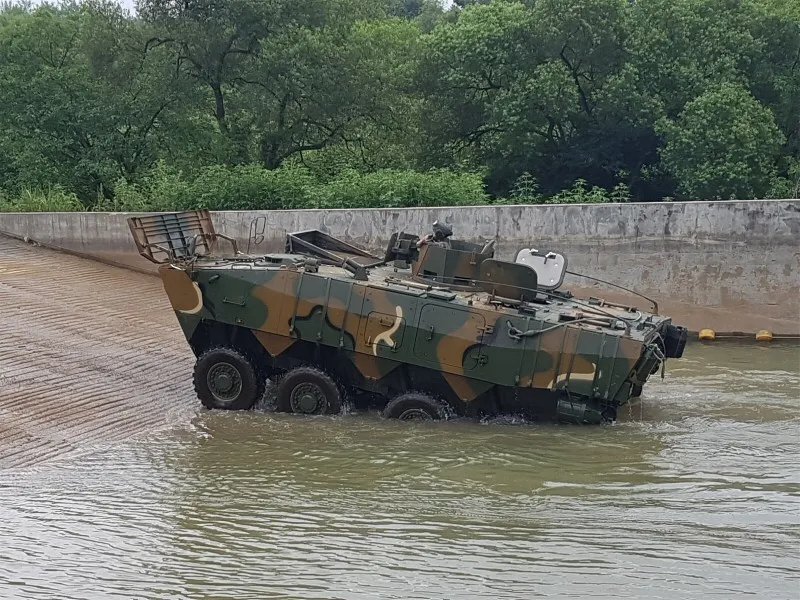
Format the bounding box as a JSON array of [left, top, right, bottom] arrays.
[[0, 0, 797, 212]]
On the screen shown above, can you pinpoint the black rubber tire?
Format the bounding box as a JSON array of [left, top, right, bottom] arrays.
[[193, 346, 265, 410], [382, 392, 447, 421], [275, 366, 342, 415]]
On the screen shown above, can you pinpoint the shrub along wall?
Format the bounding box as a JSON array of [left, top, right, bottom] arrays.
[[0, 164, 630, 214]]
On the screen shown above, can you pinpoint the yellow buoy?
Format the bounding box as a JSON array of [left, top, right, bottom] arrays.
[[755, 330, 773, 342], [698, 329, 716, 341]]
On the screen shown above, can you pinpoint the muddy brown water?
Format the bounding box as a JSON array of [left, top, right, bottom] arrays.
[[1, 237, 798, 599]]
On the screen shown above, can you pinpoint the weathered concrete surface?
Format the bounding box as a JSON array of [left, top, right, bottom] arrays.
[[0, 236, 196, 471], [0, 200, 798, 335]]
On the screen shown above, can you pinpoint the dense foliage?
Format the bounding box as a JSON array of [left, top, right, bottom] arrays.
[[0, 0, 797, 212]]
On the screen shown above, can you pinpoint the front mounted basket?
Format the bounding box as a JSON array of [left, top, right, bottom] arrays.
[[127, 209, 240, 264]]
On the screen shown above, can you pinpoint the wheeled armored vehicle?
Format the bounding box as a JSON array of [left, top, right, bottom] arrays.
[[128, 210, 687, 424]]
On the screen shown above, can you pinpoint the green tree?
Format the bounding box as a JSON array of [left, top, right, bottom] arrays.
[[0, 1, 189, 202], [246, 17, 421, 170], [416, 0, 658, 197], [746, 0, 800, 166], [135, 0, 282, 163], [0, 0, 798, 208], [629, 0, 760, 117], [284, 18, 424, 176], [137, 0, 412, 170], [656, 83, 785, 200], [415, 1, 536, 180]]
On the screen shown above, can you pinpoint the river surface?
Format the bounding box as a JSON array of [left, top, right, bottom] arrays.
[[1, 340, 798, 600]]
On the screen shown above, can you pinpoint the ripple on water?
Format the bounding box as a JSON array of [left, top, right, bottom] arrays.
[[1, 343, 799, 600]]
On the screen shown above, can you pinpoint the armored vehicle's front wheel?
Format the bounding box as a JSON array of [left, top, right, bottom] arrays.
[[275, 366, 343, 415], [382, 392, 447, 421], [193, 347, 265, 411]]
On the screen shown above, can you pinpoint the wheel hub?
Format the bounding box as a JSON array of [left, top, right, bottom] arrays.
[[207, 362, 243, 404], [290, 382, 326, 414], [215, 373, 233, 392]]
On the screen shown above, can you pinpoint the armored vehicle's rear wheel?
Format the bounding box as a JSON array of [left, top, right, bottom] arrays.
[[382, 392, 447, 421], [275, 366, 343, 415], [194, 347, 265, 411]]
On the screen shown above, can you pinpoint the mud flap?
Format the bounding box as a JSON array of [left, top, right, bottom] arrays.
[[663, 324, 688, 359]]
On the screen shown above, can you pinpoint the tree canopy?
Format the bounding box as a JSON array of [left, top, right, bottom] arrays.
[[0, 0, 797, 211]]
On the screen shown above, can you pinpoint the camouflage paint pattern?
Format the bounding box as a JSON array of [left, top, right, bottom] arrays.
[[156, 263, 669, 423], [134, 211, 686, 424]]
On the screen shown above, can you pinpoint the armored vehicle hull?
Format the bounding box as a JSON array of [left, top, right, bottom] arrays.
[[129, 210, 687, 424]]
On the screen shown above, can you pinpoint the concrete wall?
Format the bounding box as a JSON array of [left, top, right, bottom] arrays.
[[1, 200, 798, 335]]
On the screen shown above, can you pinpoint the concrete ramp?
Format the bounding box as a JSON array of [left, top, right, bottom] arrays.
[[0, 236, 196, 471]]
